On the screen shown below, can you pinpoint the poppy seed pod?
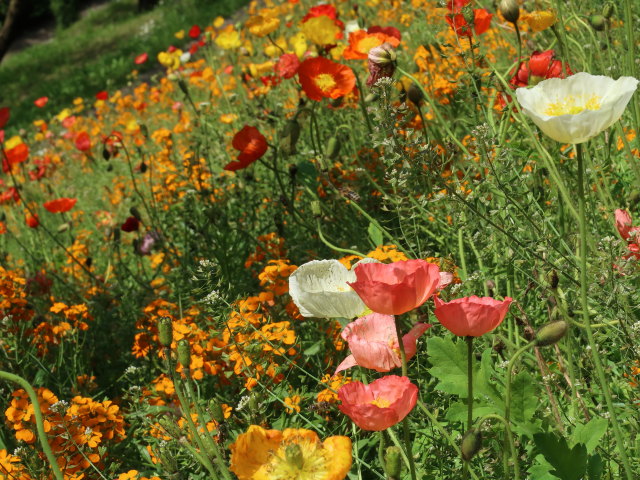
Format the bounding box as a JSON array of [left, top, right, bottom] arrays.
[[158, 316, 173, 347], [535, 320, 569, 347], [384, 446, 402, 479], [461, 428, 482, 461], [499, 0, 520, 23], [177, 339, 191, 368]]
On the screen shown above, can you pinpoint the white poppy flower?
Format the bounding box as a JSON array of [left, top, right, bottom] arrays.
[[289, 259, 377, 319], [515, 72, 638, 144]]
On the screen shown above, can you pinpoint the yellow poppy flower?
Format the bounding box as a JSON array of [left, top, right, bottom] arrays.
[[246, 15, 280, 37], [216, 26, 242, 50], [301, 16, 341, 47], [521, 10, 557, 32], [229, 425, 352, 480]]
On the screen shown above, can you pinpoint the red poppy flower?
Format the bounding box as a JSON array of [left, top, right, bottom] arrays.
[[343, 30, 401, 60], [26, 213, 39, 228], [34, 96, 49, 108], [0, 187, 19, 204], [0, 107, 9, 129], [224, 126, 268, 171], [433, 295, 513, 337], [446, 0, 471, 9], [302, 4, 339, 21], [134, 53, 148, 65], [5, 143, 29, 166], [368, 25, 401, 42], [298, 57, 356, 101], [348, 260, 441, 315], [275, 53, 300, 79], [121, 216, 140, 232], [338, 375, 418, 431], [44, 197, 77, 213], [445, 8, 492, 37], [189, 24, 201, 38], [95, 91, 109, 100], [75, 132, 91, 152]]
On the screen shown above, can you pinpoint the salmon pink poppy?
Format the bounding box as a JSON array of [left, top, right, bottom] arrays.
[[338, 375, 418, 431], [433, 295, 513, 337], [348, 259, 441, 315], [34, 96, 48, 108], [224, 125, 268, 171], [335, 313, 431, 374], [298, 57, 356, 102], [134, 53, 148, 65], [0, 107, 9, 129], [275, 53, 300, 79], [44, 197, 77, 214], [75, 132, 91, 152], [615, 209, 639, 241]]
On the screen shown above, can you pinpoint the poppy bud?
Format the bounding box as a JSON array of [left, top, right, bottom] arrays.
[[285, 444, 304, 469], [112, 228, 121, 243], [279, 119, 301, 156], [57, 222, 71, 233], [364, 92, 379, 103], [140, 124, 149, 138], [102, 146, 111, 161], [461, 428, 482, 461], [311, 201, 321, 217], [407, 83, 424, 106], [177, 339, 191, 368], [547, 270, 559, 289], [177, 77, 189, 96], [602, 2, 614, 19], [130, 207, 142, 221], [367, 42, 396, 87], [158, 317, 173, 347], [330, 97, 344, 108], [499, 0, 520, 23], [535, 320, 568, 347], [384, 446, 402, 479], [325, 137, 341, 160], [209, 399, 225, 422], [589, 15, 606, 31]]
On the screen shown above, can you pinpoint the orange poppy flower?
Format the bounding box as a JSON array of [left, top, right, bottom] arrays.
[[298, 57, 356, 101], [5, 143, 29, 166], [44, 197, 77, 213], [224, 126, 268, 171], [343, 30, 400, 60], [75, 132, 91, 152]]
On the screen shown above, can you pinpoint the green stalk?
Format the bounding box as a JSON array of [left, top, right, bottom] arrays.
[[575, 144, 634, 480], [0, 371, 64, 480], [463, 336, 474, 479], [393, 320, 417, 480]]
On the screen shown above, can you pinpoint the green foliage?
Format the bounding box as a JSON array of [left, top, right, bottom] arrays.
[[50, 0, 79, 30]]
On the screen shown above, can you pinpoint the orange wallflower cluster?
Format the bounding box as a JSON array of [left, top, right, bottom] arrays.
[[4, 387, 125, 476], [0, 266, 33, 325]]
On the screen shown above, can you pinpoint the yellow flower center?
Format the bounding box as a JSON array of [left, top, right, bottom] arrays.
[[370, 397, 392, 408], [266, 439, 329, 480], [544, 95, 602, 116], [314, 74, 337, 93]]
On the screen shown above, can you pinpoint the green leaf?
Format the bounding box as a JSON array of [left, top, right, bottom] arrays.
[[367, 222, 383, 247], [510, 371, 538, 425], [303, 341, 322, 356], [427, 336, 469, 396], [528, 455, 561, 480], [587, 454, 603, 480], [444, 401, 501, 423], [570, 418, 609, 454], [533, 432, 588, 480]]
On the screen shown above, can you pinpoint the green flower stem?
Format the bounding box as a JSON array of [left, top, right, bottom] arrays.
[[463, 336, 474, 480], [315, 218, 367, 257], [355, 75, 374, 135], [393, 320, 417, 480], [575, 144, 634, 480], [457, 227, 468, 282], [622, 0, 640, 141], [0, 371, 64, 480]]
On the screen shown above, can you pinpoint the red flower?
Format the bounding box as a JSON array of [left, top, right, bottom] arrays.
[[338, 375, 418, 431], [433, 295, 513, 337], [275, 53, 300, 79], [5, 143, 29, 167], [121, 216, 140, 232], [368, 25, 401, 42], [445, 9, 492, 37], [0, 107, 9, 129], [34, 96, 49, 108], [134, 53, 148, 65], [189, 25, 201, 38], [44, 197, 77, 213], [298, 57, 356, 101], [302, 4, 339, 21], [75, 132, 91, 152], [348, 260, 441, 315], [26, 213, 39, 229], [95, 91, 109, 100], [224, 126, 268, 171]]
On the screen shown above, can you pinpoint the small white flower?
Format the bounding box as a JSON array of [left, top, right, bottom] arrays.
[[516, 72, 638, 144], [289, 259, 377, 319]]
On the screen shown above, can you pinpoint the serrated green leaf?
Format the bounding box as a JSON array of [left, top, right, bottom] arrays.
[[587, 454, 603, 480], [511, 371, 538, 424], [571, 418, 608, 454], [528, 455, 561, 480], [444, 401, 501, 423], [534, 432, 588, 480], [367, 222, 383, 247]]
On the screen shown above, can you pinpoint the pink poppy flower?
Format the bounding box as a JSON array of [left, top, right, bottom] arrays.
[[338, 375, 418, 431], [335, 313, 431, 374], [615, 209, 640, 241], [348, 260, 441, 315], [433, 295, 513, 337]]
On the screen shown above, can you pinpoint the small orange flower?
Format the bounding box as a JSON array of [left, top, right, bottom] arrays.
[[298, 57, 356, 101]]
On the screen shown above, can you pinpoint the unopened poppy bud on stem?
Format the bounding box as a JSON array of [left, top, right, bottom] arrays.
[[384, 446, 402, 479], [499, 0, 520, 24], [602, 2, 614, 19], [589, 15, 606, 32], [461, 428, 482, 461], [535, 320, 569, 346], [367, 42, 397, 87], [177, 339, 191, 368], [158, 316, 173, 347]]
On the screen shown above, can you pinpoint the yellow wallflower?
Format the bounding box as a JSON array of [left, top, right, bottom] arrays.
[[230, 426, 352, 480], [216, 26, 242, 49], [213, 16, 225, 28]]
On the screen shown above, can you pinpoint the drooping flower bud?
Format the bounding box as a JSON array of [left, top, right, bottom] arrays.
[[589, 15, 606, 31], [367, 42, 397, 87], [384, 446, 402, 479], [177, 339, 191, 368], [158, 316, 173, 347], [461, 428, 482, 461], [535, 320, 569, 347], [325, 136, 341, 160], [278, 119, 301, 156], [602, 2, 614, 19], [407, 83, 424, 106], [499, 0, 520, 24]]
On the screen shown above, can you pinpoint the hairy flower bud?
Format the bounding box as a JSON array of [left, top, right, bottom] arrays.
[[384, 446, 402, 479], [461, 428, 482, 461], [535, 320, 569, 347], [367, 42, 397, 87], [407, 83, 424, 106], [177, 339, 191, 368], [602, 2, 614, 19], [158, 316, 173, 347], [499, 0, 520, 23], [325, 136, 341, 160], [589, 15, 606, 31]]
